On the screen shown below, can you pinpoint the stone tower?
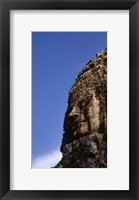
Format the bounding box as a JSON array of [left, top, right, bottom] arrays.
[[55, 49, 107, 168]]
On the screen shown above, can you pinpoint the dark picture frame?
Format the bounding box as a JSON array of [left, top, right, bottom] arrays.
[[0, 0, 139, 199]]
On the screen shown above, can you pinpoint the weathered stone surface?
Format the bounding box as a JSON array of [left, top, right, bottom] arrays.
[[55, 133, 106, 168], [55, 49, 107, 168]]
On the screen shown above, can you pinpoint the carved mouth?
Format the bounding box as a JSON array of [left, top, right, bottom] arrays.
[[69, 120, 79, 136]]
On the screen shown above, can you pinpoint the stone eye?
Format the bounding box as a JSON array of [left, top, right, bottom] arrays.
[[79, 101, 85, 110]]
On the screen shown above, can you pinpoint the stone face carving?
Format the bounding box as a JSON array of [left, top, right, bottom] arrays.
[[55, 49, 107, 168]]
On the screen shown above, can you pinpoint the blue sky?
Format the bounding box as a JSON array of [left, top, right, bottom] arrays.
[[32, 32, 107, 168]]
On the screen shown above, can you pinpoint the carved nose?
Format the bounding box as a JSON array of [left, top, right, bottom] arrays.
[[69, 107, 79, 118]]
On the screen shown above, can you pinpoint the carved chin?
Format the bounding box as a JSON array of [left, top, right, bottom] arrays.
[[70, 121, 89, 137], [79, 122, 89, 136]]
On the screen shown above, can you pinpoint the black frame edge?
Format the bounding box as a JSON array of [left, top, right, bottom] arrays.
[[0, 0, 2, 197], [1, 0, 138, 10], [129, 1, 138, 199], [0, 0, 10, 199], [137, 1, 139, 200], [0, 0, 139, 200]]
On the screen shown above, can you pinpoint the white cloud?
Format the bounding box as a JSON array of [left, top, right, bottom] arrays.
[[32, 150, 62, 168]]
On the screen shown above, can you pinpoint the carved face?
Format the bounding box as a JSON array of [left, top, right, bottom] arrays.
[[66, 97, 91, 138], [61, 50, 107, 152]]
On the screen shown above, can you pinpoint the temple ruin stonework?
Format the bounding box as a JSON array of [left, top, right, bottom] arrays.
[[55, 49, 107, 168]]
